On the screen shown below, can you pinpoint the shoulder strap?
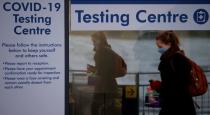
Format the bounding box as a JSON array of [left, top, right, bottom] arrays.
[[170, 59, 176, 72], [176, 51, 188, 60], [170, 51, 186, 72]]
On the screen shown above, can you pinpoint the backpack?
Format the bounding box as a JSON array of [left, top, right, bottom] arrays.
[[173, 52, 208, 97], [187, 58, 208, 96], [112, 50, 127, 78]]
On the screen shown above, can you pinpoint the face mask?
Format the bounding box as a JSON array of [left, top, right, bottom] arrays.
[[158, 47, 168, 54]]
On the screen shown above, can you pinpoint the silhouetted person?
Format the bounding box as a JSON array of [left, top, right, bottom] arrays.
[[87, 32, 120, 115]]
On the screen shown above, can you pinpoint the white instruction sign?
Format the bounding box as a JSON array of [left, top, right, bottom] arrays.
[[0, 1, 66, 115]]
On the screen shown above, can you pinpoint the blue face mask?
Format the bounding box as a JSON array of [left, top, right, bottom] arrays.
[[158, 48, 169, 54]]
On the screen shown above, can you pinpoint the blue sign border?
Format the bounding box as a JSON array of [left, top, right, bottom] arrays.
[[71, 0, 210, 4]]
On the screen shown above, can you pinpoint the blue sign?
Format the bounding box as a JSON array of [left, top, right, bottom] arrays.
[[71, 0, 210, 4]]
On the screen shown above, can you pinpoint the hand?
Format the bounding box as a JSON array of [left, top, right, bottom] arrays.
[[87, 64, 96, 73]]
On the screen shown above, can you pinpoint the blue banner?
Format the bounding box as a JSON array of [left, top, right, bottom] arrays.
[[71, 0, 210, 4]]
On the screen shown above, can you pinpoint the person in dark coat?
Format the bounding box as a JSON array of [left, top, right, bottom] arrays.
[[88, 32, 120, 115], [155, 31, 196, 115]]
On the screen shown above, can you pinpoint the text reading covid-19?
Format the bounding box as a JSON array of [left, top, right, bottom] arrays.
[[3, 2, 61, 35]]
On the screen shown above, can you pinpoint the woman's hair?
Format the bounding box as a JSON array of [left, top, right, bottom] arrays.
[[156, 30, 180, 47]]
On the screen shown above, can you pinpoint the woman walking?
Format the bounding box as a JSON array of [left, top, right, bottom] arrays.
[[155, 31, 196, 115]]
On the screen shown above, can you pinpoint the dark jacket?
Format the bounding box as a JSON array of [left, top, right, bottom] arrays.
[[158, 48, 196, 115], [92, 47, 119, 115], [94, 47, 118, 93]]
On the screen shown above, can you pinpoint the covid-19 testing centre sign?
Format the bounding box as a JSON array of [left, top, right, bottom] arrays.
[[0, 0, 68, 115]]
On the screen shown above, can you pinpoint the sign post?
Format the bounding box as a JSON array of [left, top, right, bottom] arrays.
[[122, 85, 139, 115]]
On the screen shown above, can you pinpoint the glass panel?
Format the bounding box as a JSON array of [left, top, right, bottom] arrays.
[[69, 31, 210, 115]]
